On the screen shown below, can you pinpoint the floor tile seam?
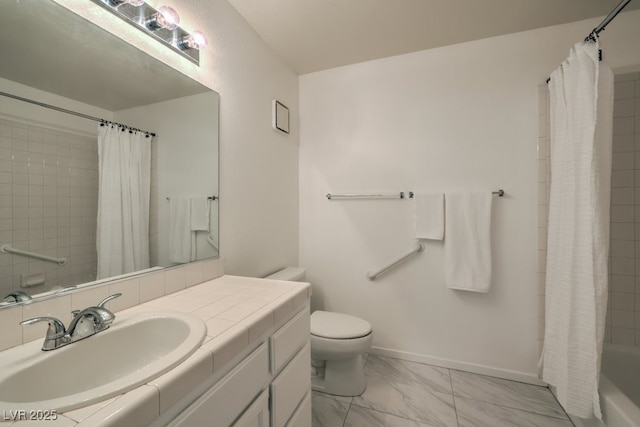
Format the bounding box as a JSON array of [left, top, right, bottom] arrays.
[[448, 367, 462, 427], [349, 401, 449, 425], [341, 401, 352, 427], [452, 395, 571, 421], [546, 387, 574, 424], [449, 369, 552, 389], [448, 377, 560, 406]]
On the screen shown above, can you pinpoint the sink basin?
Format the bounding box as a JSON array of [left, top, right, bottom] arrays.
[[0, 311, 206, 413]]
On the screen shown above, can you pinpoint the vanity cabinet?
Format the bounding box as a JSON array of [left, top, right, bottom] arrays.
[[169, 306, 311, 427]]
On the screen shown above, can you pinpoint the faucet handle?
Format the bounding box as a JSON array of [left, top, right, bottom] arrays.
[[20, 316, 66, 335], [97, 293, 122, 308], [20, 317, 69, 350]]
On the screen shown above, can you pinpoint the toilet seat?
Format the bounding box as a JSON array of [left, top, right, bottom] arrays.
[[311, 311, 371, 339]]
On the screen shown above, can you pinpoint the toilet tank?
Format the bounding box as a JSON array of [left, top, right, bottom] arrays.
[[265, 267, 306, 282]]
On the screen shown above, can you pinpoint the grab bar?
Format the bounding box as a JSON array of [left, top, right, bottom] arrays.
[[366, 243, 424, 281], [1, 245, 67, 266]]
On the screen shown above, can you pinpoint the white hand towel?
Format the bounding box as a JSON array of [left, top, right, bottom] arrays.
[[169, 197, 193, 263], [414, 193, 444, 240], [190, 197, 210, 231], [444, 192, 493, 292]]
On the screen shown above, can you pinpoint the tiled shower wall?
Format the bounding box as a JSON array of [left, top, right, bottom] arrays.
[[607, 72, 640, 346], [0, 118, 98, 297], [538, 72, 640, 348]]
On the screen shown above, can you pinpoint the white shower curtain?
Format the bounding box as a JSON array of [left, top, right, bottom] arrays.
[[96, 125, 151, 279], [541, 40, 613, 420]]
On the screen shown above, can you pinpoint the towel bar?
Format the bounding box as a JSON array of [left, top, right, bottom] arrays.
[[327, 190, 504, 200], [326, 192, 414, 200], [166, 196, 218, 201]]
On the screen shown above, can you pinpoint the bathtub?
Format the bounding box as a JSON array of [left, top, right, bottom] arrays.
[[577, 343, 640, 427]]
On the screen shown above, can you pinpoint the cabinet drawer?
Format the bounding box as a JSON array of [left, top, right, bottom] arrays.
[[285, 391, 311, 427], [270, 307, 310, 373], [270, 342, 311, 427], [170, 343, 269, 427]]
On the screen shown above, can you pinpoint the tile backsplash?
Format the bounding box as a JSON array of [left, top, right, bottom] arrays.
[[0, 256, 224, 352]]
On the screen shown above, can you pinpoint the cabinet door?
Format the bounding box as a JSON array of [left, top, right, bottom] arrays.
[[285, 392, 311, 427], [170, 344, 269, 427], [270, 343, 311, 427], [233, 390, 269, 427]]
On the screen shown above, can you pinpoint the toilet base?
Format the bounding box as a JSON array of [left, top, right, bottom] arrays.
[[311, 354, 366, 397]]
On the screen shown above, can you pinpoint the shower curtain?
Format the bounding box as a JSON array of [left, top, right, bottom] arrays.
[[540, 40, 613, 419], [96, 125, 151, 279]]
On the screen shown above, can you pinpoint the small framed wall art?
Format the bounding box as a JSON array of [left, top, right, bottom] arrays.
[[273, 99, 290, 134]]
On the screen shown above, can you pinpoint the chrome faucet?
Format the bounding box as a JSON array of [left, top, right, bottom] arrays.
[[20, 293, 122, 351], [3, 291, 32, 303]]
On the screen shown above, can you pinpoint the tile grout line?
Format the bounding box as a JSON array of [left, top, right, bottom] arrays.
[[546, 386, 576, 426], [452, 393, 573, 422], [448, 367, 462, 427]]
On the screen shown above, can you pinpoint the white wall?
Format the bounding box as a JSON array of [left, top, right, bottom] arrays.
[[299, 10, 640, 379], [54, 0, 300, 278]]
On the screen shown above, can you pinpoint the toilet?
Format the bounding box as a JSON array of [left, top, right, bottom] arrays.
[[265, 267, 372, 397]]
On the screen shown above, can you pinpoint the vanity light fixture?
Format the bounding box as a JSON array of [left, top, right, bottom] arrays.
[[91, 0, 206, 65], [107, 0, 145, 6]]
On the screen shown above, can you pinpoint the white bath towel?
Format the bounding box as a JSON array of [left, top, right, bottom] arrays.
[[169, 197, 193, 263], [541, 39, 612, 420], [444, 192, 493, 292], [190, 197, 210, 231], [414, 193, 444, 240]]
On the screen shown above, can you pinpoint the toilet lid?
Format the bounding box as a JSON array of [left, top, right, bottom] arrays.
[[310, 311, 372, 339]]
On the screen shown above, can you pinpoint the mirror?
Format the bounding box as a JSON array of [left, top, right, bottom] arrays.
[[0, 0, 219, 306]]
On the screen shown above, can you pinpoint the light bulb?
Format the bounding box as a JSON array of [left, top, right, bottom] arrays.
[[180, 31, 208, 50], [155, 6, 180, 30]]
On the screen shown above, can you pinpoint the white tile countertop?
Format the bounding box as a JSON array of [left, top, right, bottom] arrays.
[[5, 275, 311, 426]]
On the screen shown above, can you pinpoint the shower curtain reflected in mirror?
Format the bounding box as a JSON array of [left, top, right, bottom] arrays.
[[96, 124, 151, 280]]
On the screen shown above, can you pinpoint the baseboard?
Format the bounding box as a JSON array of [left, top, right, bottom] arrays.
[[369, 346, 546, 387]]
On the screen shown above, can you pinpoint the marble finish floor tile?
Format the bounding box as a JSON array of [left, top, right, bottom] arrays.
[[312, 354, 574, 427], [352, 375, 457, 426], [344, 405, 433, 427], [455, 396, 574, 427], [312, 392, 350, 427], [364, 354, 452, 394], [450, 370, 568, 420]]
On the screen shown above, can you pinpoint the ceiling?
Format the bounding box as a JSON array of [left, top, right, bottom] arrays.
[[228, 0, 640, 75]]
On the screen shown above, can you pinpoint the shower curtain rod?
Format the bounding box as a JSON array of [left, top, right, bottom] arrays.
[[0, 91, 156, 137], [546, 0, 632, 84], [585, 0, 633, 41]]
